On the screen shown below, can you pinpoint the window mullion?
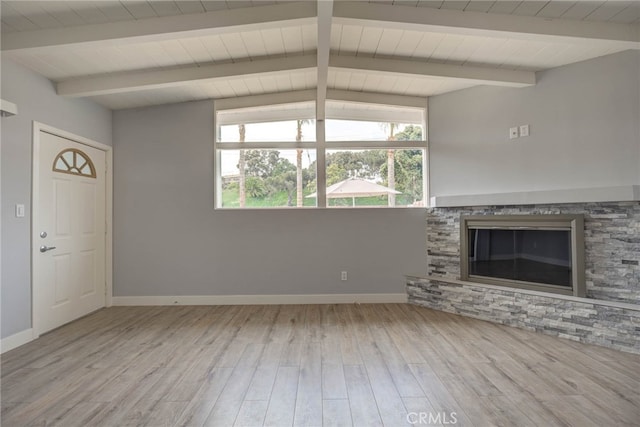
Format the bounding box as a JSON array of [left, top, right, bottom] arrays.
[[422, 103, 430, 207], [316, 120, 327, 208]]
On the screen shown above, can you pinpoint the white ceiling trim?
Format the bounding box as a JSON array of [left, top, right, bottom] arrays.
[[324, 105, 423, 125], [333, 1, 640, 49], [330, 55, 536, 88], [215, 89, 317, 111], [57, 55, 317, 97], [326, 89, 427, 110], [316, 0, 334, 121], [217, 106, 316, 126], [215, 88, 429, 113], [1, 2, 317, 53], [217, 105, 423, 127]]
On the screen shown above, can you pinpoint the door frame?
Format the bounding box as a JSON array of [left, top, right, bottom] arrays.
[[31, 121, 113, 338]]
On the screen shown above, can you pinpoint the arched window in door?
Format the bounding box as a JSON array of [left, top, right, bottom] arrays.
[[52, 148, 96, 178]]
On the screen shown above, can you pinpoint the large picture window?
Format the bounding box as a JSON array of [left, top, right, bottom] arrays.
[[215, 98, 427, 209]]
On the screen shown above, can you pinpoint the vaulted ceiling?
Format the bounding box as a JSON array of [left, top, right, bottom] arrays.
[[2, 1, 639, 111]]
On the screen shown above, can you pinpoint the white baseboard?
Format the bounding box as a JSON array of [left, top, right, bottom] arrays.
[[1, 328, 35, 354], [112, 293, 408, 306]]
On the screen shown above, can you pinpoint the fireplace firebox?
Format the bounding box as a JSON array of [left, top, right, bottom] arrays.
[[460, 215, 585, 296]]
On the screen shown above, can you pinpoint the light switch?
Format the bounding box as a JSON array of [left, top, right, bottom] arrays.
[[519, 125, 530, 137], [16, 204, 25, 218], [509, 127, 519, 139]]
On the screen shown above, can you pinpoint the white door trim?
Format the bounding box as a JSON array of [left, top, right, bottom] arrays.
[[31, 121, 113, 338]]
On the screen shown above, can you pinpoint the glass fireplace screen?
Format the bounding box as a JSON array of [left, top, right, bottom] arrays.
[[467, 228, 572, 288], [460, 215, 585, 297]]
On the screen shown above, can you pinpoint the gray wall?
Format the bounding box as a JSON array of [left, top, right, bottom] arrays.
[[1, 58, 112, 338], [113, 100, 426, 297], [428, 50, 640, 197]]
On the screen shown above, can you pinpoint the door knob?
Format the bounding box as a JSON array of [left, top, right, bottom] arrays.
[[40, 245, 57, 253]]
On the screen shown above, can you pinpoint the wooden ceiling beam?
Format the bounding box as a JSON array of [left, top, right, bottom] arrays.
[[58, 55, 316, 97], [330, 55, 536, 88], [316, 0, 334, 121], [58, 50, 534, 98]]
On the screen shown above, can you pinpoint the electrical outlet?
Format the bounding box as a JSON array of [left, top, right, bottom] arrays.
[[519, 124, 530, 137], [341, 271, 348, 281], [509, 127, 519, 139]]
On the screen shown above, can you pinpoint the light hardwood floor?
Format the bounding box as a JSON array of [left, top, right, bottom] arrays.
[[2, 304, 640, 426]]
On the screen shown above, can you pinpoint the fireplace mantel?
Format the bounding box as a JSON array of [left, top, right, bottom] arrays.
[[430, 185, 640, 208]]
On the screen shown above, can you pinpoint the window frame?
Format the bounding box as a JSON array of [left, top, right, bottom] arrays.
[[214, 94, 429, 209]]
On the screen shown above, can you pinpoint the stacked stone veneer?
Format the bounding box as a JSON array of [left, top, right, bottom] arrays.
[[426, 202, 639, 302], [408, 201, 640, 354], [407, 278, 640, 354]]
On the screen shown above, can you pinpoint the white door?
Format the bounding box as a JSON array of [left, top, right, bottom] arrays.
[[35, 131, 106, 334]]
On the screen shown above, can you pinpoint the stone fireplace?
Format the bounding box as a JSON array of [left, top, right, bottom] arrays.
[[407, 201, 640, 354]]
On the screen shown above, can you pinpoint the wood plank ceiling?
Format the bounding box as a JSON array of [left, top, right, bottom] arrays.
[[2, 1, 639, 110]]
